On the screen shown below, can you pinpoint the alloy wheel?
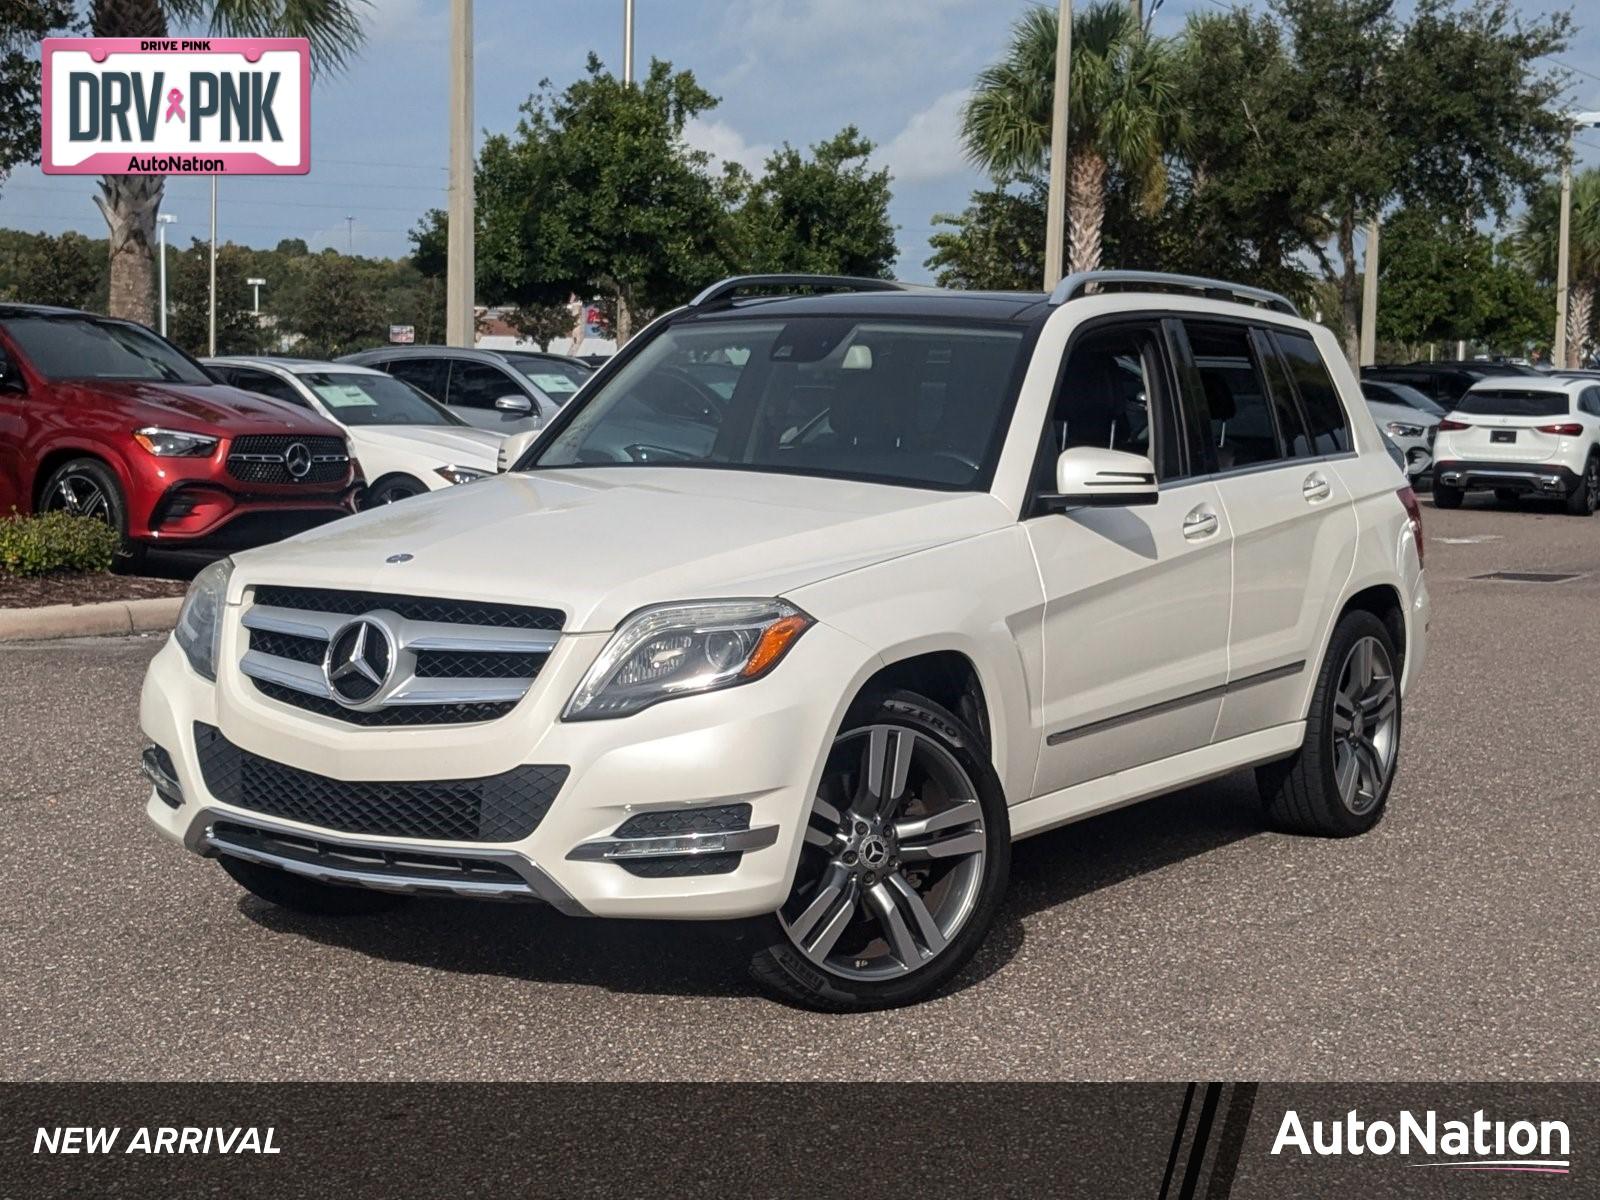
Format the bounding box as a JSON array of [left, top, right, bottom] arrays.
[[780, 724, 987, 982], [1587, 460, 1598, 513], [1329, 635, 1399, 816], [46, 473, 111, 523]]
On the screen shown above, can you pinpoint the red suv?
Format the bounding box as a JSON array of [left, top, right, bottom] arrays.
[[0, 304, 359, 563]]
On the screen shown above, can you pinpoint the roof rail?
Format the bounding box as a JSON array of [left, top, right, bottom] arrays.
[[688, 274, 915, 310], [1048, 270, 1300, 317]]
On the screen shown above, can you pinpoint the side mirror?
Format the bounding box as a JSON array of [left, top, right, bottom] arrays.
[[494, 394, 534, 414], [1039, 446, 1159, 512]]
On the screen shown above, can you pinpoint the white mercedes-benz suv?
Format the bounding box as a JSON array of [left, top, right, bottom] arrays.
[[141, 272, 1429, 1010], [1432, 374, 1600, 514]]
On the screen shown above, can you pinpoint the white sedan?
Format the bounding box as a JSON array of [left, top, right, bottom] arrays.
[[207, 357, 502, 507]]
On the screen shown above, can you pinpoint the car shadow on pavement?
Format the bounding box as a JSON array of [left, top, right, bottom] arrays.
[[236, 769, 1267, 1006]]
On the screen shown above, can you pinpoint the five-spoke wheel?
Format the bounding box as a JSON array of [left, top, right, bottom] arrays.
[[751, 691, 1009, 1011]]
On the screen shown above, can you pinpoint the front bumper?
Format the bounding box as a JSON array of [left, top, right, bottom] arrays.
[[1433, 460, 1578, 495], [140, 619, 869, 920]]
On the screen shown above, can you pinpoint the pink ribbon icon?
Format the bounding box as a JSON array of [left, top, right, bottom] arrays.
[[164, 88, 185, 123]]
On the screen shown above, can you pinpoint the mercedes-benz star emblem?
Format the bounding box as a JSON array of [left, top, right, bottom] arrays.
[[324, 618, 395, 706], [284, 442, 313, 479]]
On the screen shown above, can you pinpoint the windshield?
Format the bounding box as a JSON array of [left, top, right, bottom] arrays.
[[1, 315, 212, 384], [502, 354, 592, 402], [1455, 389, 1570, 418], [530, 317, 1026, 490], [302, 372, 465, 426]]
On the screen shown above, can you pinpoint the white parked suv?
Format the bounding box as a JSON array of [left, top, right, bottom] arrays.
[[1432, 374, 1600, 514], [142, 272, 1429, 1010], [206, 357, 502, 507]]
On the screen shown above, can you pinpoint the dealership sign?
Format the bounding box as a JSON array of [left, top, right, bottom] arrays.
[[41, 38, 309, 175]]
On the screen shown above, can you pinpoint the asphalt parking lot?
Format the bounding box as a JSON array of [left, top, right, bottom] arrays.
[[3, 495, 1598, 1082]]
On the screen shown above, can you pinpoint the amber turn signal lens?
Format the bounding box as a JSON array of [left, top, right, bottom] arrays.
[[741, 614, 812, 678]]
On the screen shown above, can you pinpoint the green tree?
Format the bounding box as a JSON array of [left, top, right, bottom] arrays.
[[0, 229, 106, 309], [468, 55, 731, 341], [1, 1, 75, 191], [728, 127, 897, 277], [1514, 169, 1600, 366], [962, 2, 1176, 276], [67, 0, 366, 325], [275, 250, 383, 358], [164, 238, 256, 355], [1272, 0, 1569, 364], [925, 179, 1047, 290]]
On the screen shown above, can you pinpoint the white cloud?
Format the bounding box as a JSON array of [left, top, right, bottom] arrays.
[[682, 118, 773, 173], [878, 89, 970, 185]]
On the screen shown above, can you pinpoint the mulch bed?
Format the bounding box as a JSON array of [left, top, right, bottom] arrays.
[[0, 571, 189, 610]]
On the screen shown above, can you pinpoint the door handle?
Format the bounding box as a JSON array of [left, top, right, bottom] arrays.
[[1302, 472, 1331, 502], [1183, 507, 1219, 540]]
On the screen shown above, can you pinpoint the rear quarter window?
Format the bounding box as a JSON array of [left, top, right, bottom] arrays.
[[1455, 390, 1570, 418], [1273, 330, 1351, 454]]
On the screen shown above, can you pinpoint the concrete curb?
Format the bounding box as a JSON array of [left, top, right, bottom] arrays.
[[0, 596, 183, 643]]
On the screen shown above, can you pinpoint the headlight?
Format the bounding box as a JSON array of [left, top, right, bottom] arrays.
[[564, 599, 813, 720], [1384, 421, 1425, 438], [134, 426, 218, 457], [174, 558, 233, 681], [435, 465, 490, 485]]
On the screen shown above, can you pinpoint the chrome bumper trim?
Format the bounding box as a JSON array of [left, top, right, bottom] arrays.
[[566, 825, 780, 862], [185, 807, 590, 915]]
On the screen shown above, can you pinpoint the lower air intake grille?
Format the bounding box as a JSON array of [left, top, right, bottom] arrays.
[[193, 722, 566, 842]]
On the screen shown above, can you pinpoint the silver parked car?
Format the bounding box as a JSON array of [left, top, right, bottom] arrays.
[[337, 346, 593, 435], [1361, 379, 1443, 481]]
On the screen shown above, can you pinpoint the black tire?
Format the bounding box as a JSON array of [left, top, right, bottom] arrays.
[[749, 689, 1010, 1012], [1493, 488, 1521, 505], [1257, 610, 1401, 838], [1564, 455, 1598, 516], [1431, 482, 1463, 509], [38, 457, 146, 570], [360, 474, 428, 509], [218, 856, 407, 915]]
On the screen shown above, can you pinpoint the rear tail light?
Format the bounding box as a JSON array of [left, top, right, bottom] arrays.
[[1535, 423, 1583, 436], [1436, 418, 1471, 431], [1397, 486, 1424, 568]]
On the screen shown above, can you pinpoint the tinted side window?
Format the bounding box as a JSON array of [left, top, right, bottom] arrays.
[[1253, 329, 1312, 457], [1583, 387, 1600, 417], [384, 357, 447, 400], [1274, 330, 1351, 454], [1184, 321, 1283, 470], [447, 361, 521, 410], [1043, 321, 1182, 483], [229, 367, 307, 407]]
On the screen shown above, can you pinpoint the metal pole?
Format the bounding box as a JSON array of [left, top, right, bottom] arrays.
[[1359, 217, 1379, 367], [208, 176, 217, 356], [346, 215, 354, 252], [1555, 149, 1573, 368], [623, 0, 635, 84], [1043, 0, 1072, 289], [156, 215, 173, 337], [447, 0, 476, 347]]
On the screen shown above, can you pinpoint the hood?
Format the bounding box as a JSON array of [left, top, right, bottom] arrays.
[[66, 380, 342, 437], [234, 466, 1011, 632], [349, 424, 502, 469]]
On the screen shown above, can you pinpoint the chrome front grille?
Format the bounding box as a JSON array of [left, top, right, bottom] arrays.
[[238, 586, 564, 726]]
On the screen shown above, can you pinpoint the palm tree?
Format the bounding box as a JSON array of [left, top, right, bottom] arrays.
[[961, 2, 1175, 277], [84, 0, 365, 323], [1514, 168, 1600, 367]]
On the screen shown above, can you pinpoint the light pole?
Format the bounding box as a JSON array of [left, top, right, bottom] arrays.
[[247, 277, 267, 354], [156, 213, 177, 338], [345, 215, 354, 252], [447, 0, 476, 347], [1555, 111, 1600, 369], [1359, 218, 1380, 367], [623, 0, 635, 84], [1043, 0, 1072, 289]]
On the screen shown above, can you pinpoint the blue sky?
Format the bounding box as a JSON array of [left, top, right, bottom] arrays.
[[2, 0, 1596, 283]]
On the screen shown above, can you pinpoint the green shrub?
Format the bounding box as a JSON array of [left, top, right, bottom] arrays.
[[0, 511, 120, 576]]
